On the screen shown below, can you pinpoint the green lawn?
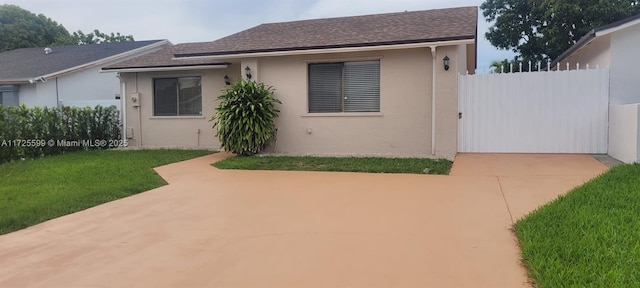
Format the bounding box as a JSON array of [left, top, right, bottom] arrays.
[[514, 163, 640, 287], [0, 149, 213, 235], [213, 155, 452, 174]]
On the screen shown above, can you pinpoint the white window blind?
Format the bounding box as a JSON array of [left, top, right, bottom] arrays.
[[308, 60, 380, 113]]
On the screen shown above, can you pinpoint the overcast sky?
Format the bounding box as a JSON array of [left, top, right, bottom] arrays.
[[1, 0, 515, 71]]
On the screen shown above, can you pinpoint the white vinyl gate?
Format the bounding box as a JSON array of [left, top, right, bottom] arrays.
[[458, 68, 609, 153]]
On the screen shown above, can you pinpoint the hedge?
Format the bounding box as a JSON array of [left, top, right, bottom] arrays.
[[0, 105, 121, 163]]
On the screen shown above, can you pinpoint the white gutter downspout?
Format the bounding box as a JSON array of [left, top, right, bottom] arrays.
[[135, 73, 142, 147], [116, 73, 127, 142], [430, 46, 437, 156]]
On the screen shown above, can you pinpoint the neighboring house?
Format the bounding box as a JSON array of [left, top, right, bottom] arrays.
[[103, 7, 477, 158], [552, 13, 640, 163], [0, 40, 169, 109]]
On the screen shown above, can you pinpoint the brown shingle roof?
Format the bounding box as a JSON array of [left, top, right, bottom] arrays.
[[105, 6, 477, 70], [177, 6, 477, 57], [103, 43, 225, 70]]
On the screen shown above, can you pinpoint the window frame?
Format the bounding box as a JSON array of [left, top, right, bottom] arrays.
[[152, 76, 203, 117], [307, 60, 380, 114]]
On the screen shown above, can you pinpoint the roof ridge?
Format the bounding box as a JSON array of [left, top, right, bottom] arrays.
[[5, 39, 167, 52], [259, 6, 478, 26]]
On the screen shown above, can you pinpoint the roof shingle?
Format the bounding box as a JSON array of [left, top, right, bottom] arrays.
[[0, 40, 165, 82], [176, 6, 478, 57], [105, 6, 477, 70]]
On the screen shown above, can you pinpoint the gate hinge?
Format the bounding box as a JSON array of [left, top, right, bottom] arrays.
[[458, 112, 462, 119]]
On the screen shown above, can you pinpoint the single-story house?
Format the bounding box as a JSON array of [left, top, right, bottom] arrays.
[[552, 13, 640, 163], [103, 6, 477, 159], [0, 40, 169, 108]]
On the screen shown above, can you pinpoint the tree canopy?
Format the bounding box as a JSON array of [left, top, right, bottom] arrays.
[[0, 4, 134, 52], [0, 5, 70, 52], [71, 29, 135, 45], [482, 0, 640, 64]]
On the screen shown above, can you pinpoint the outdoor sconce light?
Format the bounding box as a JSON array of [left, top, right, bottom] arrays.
[[443, 55, 450, 71], [224, 75, 231, 85], [245, 66, 252, 79]]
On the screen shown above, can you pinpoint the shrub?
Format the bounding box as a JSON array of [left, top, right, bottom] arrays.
[[211, 79, 281, 156], [0, 104, 121, 163]]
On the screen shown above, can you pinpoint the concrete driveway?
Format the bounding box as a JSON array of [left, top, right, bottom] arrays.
[[0, 153, 607, 287]]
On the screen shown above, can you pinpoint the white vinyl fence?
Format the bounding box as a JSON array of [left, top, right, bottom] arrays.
[[458, 67, 609, 153]]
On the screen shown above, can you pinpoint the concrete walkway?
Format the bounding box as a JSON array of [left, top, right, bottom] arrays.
[[0, 153, 607, 287]]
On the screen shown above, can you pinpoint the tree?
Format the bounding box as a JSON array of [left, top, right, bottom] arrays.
[[0, 5, 71, 52], [482, 0, 640, 63], [212, 80, 281, 156], [0, 4, 135, 52], [70, 29, 134, 45], [489, 59, 510, 73]]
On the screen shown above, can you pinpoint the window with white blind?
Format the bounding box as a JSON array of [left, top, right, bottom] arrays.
[[308, 60, 380, 113], [153, 77, 202, 116]]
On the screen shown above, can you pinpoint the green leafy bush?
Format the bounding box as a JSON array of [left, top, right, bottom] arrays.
[[0, 104, 121, 163], [211, 80, 281, 156]]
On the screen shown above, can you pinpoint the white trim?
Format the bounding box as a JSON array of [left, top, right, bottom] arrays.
[[596, 18, 640, 37], [301, 112, 383, 117], [150, 116, 206, 120], [41, 40, 170, 79], [101, 64, 228, 73], [303, 55, 383, 63], [430, 47, 437, 156], [173, 39, 475, 60]]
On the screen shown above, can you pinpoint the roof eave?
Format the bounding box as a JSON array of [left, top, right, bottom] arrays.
[[0, 79, 30, 85], [551, 30, 596, 68], [551, 13, 640, 67], [174, 37, 476, 60], [594, 13, 640, 36], [38, 40, 170, 80], [101, 63, 230, 73]]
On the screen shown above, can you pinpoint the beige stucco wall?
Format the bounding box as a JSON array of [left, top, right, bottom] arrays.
[[609, 104, 640, 163], [260, 49, 432, 157], [122, 65, 240, 149], [610, 24, 640, 105], [121, 45, 466, 158], [560, 35, 611, 69], [260, 47, 462, 158]]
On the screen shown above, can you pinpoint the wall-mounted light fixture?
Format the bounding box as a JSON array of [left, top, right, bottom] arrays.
[[224, 75, 231, 85], [245, 66, 252, 79], [443, 55, 450, 71]]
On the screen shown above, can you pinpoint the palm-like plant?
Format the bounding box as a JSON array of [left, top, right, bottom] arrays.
[[211, 79, 281, 156]]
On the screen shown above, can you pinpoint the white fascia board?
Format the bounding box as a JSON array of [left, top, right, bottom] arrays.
[[596, 18, 640, 37], [173, 39, 475, 61], [39, 40, 170, 79], [100, 64, 229, 73]]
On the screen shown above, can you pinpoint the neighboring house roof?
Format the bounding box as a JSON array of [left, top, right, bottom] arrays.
[[103, 43, 231, 72], [105, 6, 477, 71], [0, 40, 168, 84], [552, 12, 640, 67]]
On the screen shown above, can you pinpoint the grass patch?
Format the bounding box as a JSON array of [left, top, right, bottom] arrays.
[[213, 155, 452, 174], [0, 149, 213, 235], [514, 163, 640, 287]]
